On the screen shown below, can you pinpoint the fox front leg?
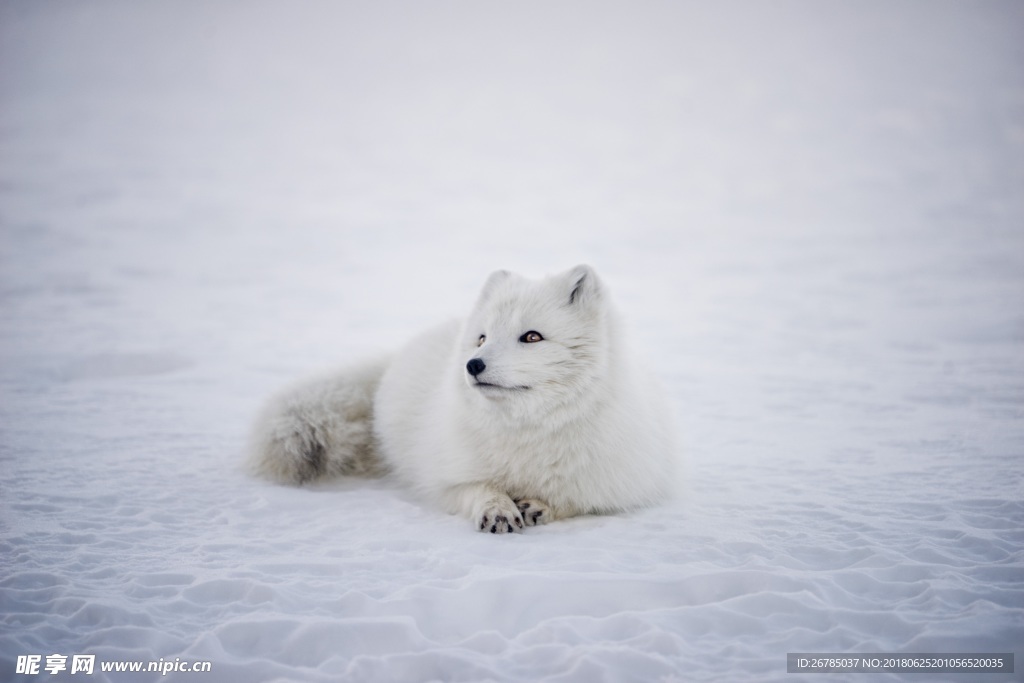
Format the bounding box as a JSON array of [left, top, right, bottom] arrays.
[[513, 498, 552, 527], [442, 482, 525, 534]]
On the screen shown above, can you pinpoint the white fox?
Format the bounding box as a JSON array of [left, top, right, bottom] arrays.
[[249, 265, 678, 533]]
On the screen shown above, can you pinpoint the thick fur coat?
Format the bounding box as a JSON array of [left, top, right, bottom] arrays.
[[250, 265, 678, 533]]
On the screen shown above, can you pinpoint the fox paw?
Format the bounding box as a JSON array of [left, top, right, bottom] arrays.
[[477, 499, 524, 534], [514, 498, 551, 527]]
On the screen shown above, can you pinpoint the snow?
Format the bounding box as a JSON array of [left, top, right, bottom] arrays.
[[2, 1, 1022, 681]]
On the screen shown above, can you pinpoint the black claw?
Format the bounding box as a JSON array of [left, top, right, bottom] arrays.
[[490, 524, 497, 533], [515, 517, 523, 528]]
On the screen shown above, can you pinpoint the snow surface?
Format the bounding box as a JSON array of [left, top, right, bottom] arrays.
[[2, 2, 1023, 681]]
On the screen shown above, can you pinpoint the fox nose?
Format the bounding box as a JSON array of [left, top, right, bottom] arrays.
[[466, 358, 486, 377]]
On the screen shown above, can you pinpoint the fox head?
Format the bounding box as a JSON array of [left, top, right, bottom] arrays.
[[459, 264, 612, 413]]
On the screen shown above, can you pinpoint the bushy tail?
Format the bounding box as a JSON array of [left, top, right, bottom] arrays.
[[248, 357, 390, 485]]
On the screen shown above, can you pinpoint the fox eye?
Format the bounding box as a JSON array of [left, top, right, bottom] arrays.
[[520, 331, 544, 343], [477, 334, 486, 347]]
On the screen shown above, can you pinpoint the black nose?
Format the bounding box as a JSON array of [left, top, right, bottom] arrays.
[[466, 358, 486, 377]]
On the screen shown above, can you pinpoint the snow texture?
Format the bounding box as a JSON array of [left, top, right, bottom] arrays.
[[2, 2, 1022, 681]]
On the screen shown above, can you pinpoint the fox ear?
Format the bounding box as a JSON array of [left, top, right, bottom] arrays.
[[478, 269, 511, 301], [565, 264, 601, 306]]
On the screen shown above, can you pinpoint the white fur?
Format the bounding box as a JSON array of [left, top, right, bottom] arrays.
[[249, 265, 678, 533]]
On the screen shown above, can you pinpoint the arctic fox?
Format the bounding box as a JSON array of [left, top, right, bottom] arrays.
[[250, 265, 677, 533]]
